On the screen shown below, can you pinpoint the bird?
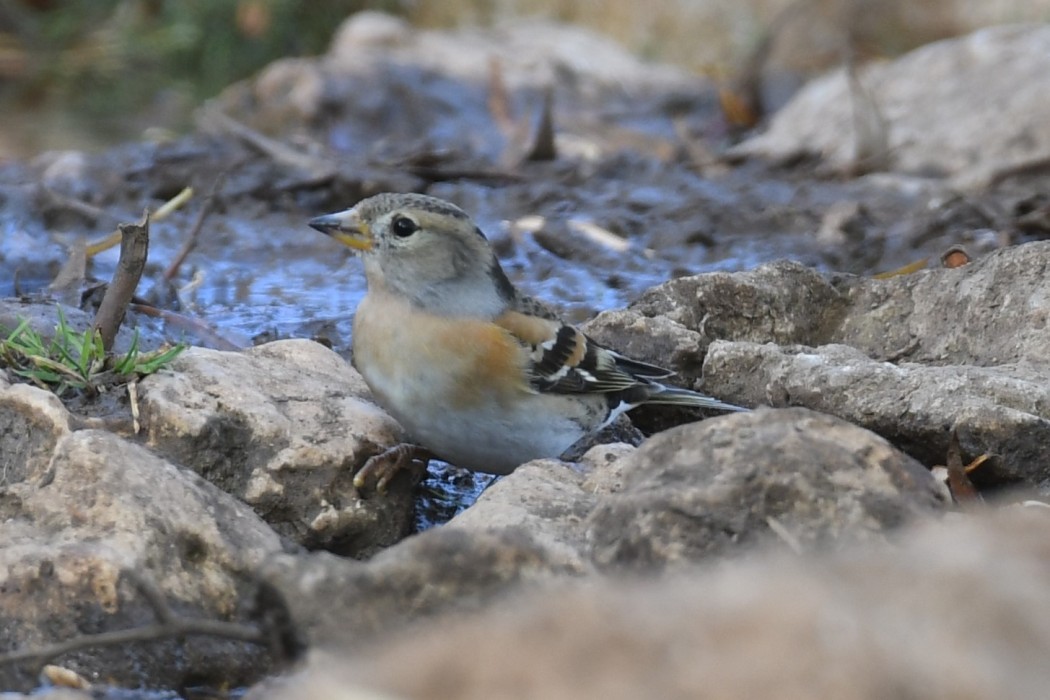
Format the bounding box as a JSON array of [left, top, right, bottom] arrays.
[[308, 193, 746, 490]]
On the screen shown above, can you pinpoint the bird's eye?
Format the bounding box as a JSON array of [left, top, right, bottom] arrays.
[[391, 215, 419, 238]]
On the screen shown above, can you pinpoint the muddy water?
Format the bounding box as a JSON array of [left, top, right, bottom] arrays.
[[0, 157, 944, 351]]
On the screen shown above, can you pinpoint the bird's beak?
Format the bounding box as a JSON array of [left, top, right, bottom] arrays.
[[308, 209, 373, 251]]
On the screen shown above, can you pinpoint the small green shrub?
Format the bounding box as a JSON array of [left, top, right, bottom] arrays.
[[0, 307, 184, 397]]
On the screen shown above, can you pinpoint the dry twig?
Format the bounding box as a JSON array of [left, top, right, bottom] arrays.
[[163, 173, 226, 281], [93, 212, 150, 352], [0, 570, 264, 670], [129, 303, 245, 351], [200, 106, 334, 181]]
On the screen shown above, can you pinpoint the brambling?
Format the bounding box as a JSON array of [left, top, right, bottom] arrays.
[[309, 193, 746, 489]]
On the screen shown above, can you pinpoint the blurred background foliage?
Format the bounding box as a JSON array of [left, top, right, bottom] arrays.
[[0, 0, 397, 152], [0, 0, 1046, 157]]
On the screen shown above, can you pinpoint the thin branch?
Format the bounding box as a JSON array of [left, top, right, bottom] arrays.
[[199, 106, 334, 180], [163, 173, 226, 281], [129, 303, 245, 351], [0, 619, 264, 667], [93, 212, 150, 352], [123, 569, 176, 625], [47, 236, 88, 307], [35, 185, 126, 227], [0, 569, 265, 670]]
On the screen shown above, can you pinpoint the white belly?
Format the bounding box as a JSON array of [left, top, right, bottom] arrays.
[[395, 394, 591, 474]]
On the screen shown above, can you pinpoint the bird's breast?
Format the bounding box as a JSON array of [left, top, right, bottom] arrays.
[[352, 291, 531, 413]]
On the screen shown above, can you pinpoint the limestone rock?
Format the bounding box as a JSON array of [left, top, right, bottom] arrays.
[[445, 444, 636, 572], [325, 11, 693, 93], [0, 398, 283, 690], [731, 24, 1050, 182], [704, 343, 1050, 488], [257, 525, 580, 653], [833, 242, 1050, 367], [584, 260, 845, 386], [587, 408, 947, 569], [255, 416, 946, 652], [253, 508, 1050, 700], [588, 241, 1050, 490], [0, 381, 71, 493], [139, 339, 411, 556]]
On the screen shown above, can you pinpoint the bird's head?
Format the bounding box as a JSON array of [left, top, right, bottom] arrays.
[[309, 193, 516, 317]]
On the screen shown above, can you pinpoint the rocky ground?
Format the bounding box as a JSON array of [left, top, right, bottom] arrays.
[[1, 12, 1050, 700]]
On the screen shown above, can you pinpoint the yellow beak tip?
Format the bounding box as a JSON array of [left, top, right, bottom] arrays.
[[309, 213, 372, 251]]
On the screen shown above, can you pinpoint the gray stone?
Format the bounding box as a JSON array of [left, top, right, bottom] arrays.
[[584, 260, 845, 386], [704, 343, 1050, 488], [139, 339, 411, 556], [0, 382, 71, 496], [252, 507, 1050, 700], [833, 242, 1050, 367], [731, 24, 1050, 183], [325, 11, 694, 93], [445, 444, 637, 572], [254, 414, 949, 653], [257, 525, 580, 652], [587, 408, 947, 569], [253, 445, 638, 652], [587, 241, 1050, 489], [0, 419, 283, 691]]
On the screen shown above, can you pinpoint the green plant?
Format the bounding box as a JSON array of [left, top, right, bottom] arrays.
[[0, 307, 184, 397]]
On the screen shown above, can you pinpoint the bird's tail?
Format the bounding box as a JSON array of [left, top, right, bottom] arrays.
[[646, 383, 749, 412]]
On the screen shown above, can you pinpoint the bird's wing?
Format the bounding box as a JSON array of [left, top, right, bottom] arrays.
[[494, 307, 672, 395]]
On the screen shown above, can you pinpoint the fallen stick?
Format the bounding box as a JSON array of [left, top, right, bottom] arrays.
[[93, 212, 150, 352], [163, 173, 226, 282], [0, 570, 264, 669]]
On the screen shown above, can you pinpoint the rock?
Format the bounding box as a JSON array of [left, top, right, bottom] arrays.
[[731, 24, 1050, 183], [256, 416, 946, 652], [443, 460, 592, 571], [328, 11, 411, 55], [584, 260, 845, 386], [326, 12, 693, 92], [588, 241, 1050, 490], [35, 151, 91, 200], [444, 444, 636, 572], [577, 442, 638, 496], [0, 382, 72, 494], [0, 381, 284, 691], [139, 339, 411, 557], [703, 343, 1050, 488], [0, 690, 91, 700], [217, 11, 701, 167], [254, 444, 638, 651], [833, 242, 1050, 367], [252, 507, 1050, 700], [250, 58, 326, 125], [587, 408, 947, 569], [257, 526, 580, 653]]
